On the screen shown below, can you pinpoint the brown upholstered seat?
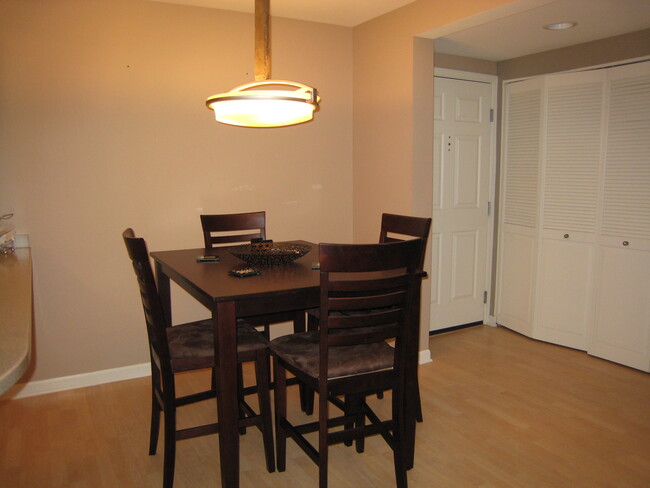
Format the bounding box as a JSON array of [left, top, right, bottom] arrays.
[[166, 318, 268, 367], [270, 329, 395, 379]]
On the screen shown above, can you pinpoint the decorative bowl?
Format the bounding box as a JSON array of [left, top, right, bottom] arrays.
[[230, 241, 311, 267]]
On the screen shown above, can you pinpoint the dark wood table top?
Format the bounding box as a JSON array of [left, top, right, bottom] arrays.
[[150, 240, 320, 316], [151, 239, 423, 487]]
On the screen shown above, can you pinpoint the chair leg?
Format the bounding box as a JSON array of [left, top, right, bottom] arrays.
[[377, 381, 422, 423], [237, 365, 247, 435], [302, 385, 315, 416], [343, 394, 354, 447], [162, 404, 176, 488], [292, 312, 314, 416], [392, 427, 408, 488], [318, 389, 329, 488], [343, 393, 365, 451], [149, 388, 161, 455], [414, 378, 423, 423], [301, 310, 316, 415], [352, 394, 366, 454], [392, 387, 408, 488], [274, 358, 288, 472], [307, 312, 319, 331], [254, 351, 276, 473], [403, 372, 419, 470]]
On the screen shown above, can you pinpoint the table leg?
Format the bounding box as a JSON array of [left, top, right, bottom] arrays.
[[155, 262, 172, 328], [404, 288, 422, 471], [292, 310, 312, 413], [213, 301, 240, 488], [293, 310, 306, 333]]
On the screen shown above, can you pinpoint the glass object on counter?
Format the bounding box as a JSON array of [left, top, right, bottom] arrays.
[[0, 214, 15, 254]]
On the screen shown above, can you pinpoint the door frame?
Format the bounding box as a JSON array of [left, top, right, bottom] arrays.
[[432, 67, 498, 329]]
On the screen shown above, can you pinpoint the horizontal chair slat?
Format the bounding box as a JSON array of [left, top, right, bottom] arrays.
[[328, 291, 406, 311], [281, 418, 320, 465], [327, 420, 394, 446], [328, 326, 399, 346], [210, 232, 260, 244], [176, 422, 220, 440], [328, 309, 402, 328], [328, 274, 410, 292]]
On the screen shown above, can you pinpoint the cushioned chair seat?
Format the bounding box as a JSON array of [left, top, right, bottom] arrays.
[[168, 319, 269, 372], [270, 330, 394, 379]]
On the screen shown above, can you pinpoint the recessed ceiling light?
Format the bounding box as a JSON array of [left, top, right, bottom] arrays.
[[543, 21, 578, 31]]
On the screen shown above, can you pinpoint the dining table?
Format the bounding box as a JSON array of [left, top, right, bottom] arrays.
[[150, 240, 421, 488]]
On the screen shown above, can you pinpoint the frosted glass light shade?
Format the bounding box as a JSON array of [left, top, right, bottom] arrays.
[[206, 80, 320, 128]]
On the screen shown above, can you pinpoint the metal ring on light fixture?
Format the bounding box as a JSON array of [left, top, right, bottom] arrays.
[[207, 80, 319, 104], [206, 80, 320, 128]]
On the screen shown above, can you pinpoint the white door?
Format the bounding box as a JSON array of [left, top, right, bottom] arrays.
[[496, 77, 544, 338], [590, 245, 650, 371], [431, 71, 495, 331], [534, 70, 604, 350], [588, 61, 650, 372]]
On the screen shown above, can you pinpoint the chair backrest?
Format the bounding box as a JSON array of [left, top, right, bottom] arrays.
[[122, 228, 171, 371], [379, 213, 432, 270], [318, 239, 424, 382], [200, 212, 266, 248]]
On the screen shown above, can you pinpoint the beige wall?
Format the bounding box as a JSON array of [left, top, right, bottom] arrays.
[[434, 53, 498, 75], [353, 1, 650, 350], [0, 0, 353, 382], [352, 0, 520, 351], [353, 0, 523, 238], [6, 0, 642, 386], [498, 28, 650, 81]]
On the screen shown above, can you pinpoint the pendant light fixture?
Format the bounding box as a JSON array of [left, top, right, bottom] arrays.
[[206, 0, 320, 128]]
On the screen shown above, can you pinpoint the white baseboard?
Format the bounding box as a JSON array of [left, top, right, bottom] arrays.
[[484, 315, 497, 327], [3, 362, 151, 399], [419, 348, 432, 365], [3, 350, 433, 400]]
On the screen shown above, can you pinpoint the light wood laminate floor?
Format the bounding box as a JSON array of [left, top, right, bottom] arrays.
[[1, 325, 649, 487]]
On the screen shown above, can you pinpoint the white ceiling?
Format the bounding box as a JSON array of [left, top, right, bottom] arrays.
[[433, 0, 650, 61], [150, 0, 417, 27], [152, 0, 650, 61]]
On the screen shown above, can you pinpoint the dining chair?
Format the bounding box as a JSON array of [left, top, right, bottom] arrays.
[[378, 213, 432, 270], [122, 228, 275, 488], [305, 213, 432, 421], [201, 212, 312, 413], [270, 239, 424, 488], [200, 212, 305, 339], [200, 211, 266, 248]]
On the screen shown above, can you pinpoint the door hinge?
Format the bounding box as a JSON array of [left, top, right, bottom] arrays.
[[487, 201, 491, 216], [483, 291, 488, 304], [489, 108, 494, 122]]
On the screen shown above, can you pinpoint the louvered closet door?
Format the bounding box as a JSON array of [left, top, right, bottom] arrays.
[[496, 77, 543, 337], [535, 70, 604, 349], [589, 62, 650, 372]]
